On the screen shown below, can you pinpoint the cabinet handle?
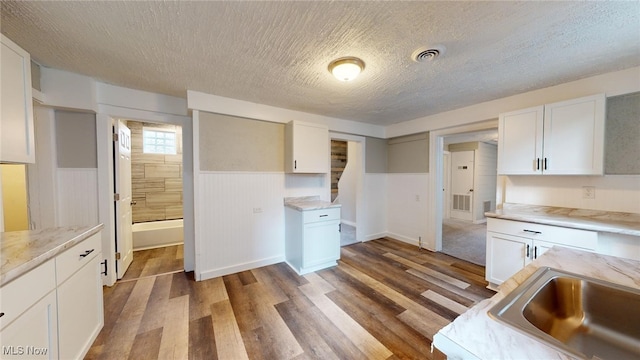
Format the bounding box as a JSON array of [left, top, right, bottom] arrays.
[[534, 246, 538, 259], [536, 158, 540, 170], [80, 249, 95, 258], [0, 312, 4, 318], [101, 259, 108, 275], [523, 229, 542, 235], [294, 160, 297, 169], [526, 244, 530, 258], [544, 157, 548, 170], [319, 214, 328, 217]]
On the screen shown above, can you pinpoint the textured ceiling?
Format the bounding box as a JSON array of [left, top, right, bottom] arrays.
[[2, 1, 639, 126]]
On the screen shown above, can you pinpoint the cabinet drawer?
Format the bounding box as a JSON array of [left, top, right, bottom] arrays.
[[56, 233, 101, 285], [0, 259, 55, 330], [488, 218, 597, 250], [303, 208, 340, 223]]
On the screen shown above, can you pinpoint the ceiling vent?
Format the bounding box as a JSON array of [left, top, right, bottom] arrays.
[[412, 45, 446, 62]]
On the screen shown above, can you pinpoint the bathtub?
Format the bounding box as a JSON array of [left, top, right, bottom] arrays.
[[132, 219, 184, 250]]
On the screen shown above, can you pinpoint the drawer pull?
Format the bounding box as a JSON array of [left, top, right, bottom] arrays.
[[319, 214, 329, 217], [0, 312, 4, 318], [80, 249, 95, 258], [523, 229, 542, 235]]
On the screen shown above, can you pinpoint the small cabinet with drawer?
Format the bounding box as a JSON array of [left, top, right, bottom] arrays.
[[486, 218, 597, 286], [285, 206, 340, 275]]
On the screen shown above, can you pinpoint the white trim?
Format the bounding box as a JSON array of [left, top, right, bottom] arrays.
[[97, 104, 189, 124], [96, 114, 116, 286], [198, 255, 285, 281], [387, 232, 420, 247], [340, 219, 357, 228], [430, 120, 498, 252], [362, 232, 387, 242], [192, 110, 201, 280], [199, 170, 286, 175]]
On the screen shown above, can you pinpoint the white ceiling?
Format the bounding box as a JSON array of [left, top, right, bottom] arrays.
[[2, 1, 639, 126]]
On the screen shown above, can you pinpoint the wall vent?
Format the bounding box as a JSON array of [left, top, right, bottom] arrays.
[[452, 194, 471, 212], [484, 200, 492, 213]]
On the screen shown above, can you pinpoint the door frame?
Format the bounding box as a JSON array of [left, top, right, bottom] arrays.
[[429, 120, 497, 252], [97, 107, 192, 286], [329, 132, 366, 243]]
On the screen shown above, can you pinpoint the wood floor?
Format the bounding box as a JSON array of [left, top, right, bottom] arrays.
[[86, 238, 495, 360], [120, 245, 184, 281]]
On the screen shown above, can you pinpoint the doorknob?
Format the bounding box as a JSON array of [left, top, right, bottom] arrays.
[[130, 200, 137, 206], [469, 189, 474, 192]]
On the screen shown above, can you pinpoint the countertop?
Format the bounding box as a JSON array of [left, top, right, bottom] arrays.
[[433, 247, 640, 359], [486, 203, 640, 236], [284, 196, 341, 211], [0, 224, 104, 286]]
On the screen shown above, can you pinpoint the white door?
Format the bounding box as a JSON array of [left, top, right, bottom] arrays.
[[450, 150, 474, 221], [115, 120, 133, 279]]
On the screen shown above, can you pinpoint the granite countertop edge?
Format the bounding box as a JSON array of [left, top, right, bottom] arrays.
[[485, 203, 640, 236], [284, 196, 341, 211], [0, 224, 104, 287]]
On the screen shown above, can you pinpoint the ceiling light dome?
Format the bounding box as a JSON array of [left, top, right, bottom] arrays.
[[328, 57, 365, 81]]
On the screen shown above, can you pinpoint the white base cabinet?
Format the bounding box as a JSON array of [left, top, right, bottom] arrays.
[[0, 233, 103, 360], [486, 218, 597, 286], [285, 207, 340, 275]]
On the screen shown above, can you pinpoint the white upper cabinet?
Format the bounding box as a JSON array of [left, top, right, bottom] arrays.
[[1, 34, 35, 163], [498, 94, 605, 175], [285, 120, 329, 173]]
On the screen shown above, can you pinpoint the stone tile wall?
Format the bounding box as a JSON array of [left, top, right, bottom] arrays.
[[129, 121, 183, 223]]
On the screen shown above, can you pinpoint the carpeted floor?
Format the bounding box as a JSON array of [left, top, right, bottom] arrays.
[[442, 218, 487, 266]]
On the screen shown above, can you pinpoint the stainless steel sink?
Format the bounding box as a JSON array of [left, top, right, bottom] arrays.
[[488, 267, 640, 360]]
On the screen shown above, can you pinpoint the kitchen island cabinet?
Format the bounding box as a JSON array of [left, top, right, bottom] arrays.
[[0, 225, 104, 359], [498, 94, 605, 175], [284, 196, 341, 275]]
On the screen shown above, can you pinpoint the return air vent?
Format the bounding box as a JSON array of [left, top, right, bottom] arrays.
[[412, 45, 446, 63], [452, 194, 471, 212]]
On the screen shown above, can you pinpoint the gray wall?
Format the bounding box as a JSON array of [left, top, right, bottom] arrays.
[[605, 92, 640, 174], [387, 132, 429, 173], [199, 112, 284, 171], [365, 137, 388, 173], [55, 110, 97, 168], [448, 141, 479, 152]]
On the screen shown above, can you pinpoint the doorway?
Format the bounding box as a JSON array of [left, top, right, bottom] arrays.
[[329, 133, 365, 246], [437, 128, 499, 266], [115, 119, 185, 280]]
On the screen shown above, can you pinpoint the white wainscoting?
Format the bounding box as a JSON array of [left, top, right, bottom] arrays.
[[197, 172, 327, 280], [386, 174, 429, 248], [362, 173, 388, 241], [57, 168, 99, 227]]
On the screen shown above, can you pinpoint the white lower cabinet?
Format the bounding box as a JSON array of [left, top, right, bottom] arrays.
[[0, 233, 103, 360], [486, 218, 597, 286], [285, 207, 340, 275]]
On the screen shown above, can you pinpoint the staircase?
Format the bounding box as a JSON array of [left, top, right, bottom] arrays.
[[331, 140, 347, 202]]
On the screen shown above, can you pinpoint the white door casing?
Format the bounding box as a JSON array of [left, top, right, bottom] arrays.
[[450, 150, 474, 222], [115, 119, 133, 279]]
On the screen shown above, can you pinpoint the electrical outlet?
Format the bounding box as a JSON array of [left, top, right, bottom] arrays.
[[582, 186, 595, 199], [253, 207, 263, 213]]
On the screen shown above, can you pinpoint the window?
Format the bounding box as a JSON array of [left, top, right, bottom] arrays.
[[143, 128, 176, 154]]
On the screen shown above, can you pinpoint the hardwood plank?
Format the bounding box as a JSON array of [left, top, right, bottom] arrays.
[[406, 268, 486, 304], [237, 270, 257, 285], [128, 328, 163, 360], [138, 273, 173, 334], [383, 253, 470, 289], [211, 299, 249, 360], [189, 316, 216, 360], [422, 290, 468, 315], [299, 272, 393, 360], [158, 295, 189, 359]]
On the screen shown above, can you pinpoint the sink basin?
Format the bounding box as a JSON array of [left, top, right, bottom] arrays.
[[488, 267, 640, 360]]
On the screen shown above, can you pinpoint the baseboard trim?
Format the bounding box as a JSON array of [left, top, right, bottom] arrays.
[[340, 219, 357, 227], [198, 255, 285, 281], [386, 232, 420, 247], [363, 232, 387, 242]]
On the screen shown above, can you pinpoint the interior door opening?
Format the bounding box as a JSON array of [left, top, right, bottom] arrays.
[[113, 118, 186, 280]]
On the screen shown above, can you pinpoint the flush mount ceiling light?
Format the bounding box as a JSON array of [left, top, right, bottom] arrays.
[[328, 57, 365, 81]]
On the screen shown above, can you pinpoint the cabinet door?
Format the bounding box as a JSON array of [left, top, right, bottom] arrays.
[[486, 232, 531, 285], [303, 221, 340, 269], [542, 94, 605, 175], [0, 291, 58, 360], [497, 106, 544, 175], [56, 256, 104, 360], [1, 35, 34, 163], [287, 121, 329, 173]]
